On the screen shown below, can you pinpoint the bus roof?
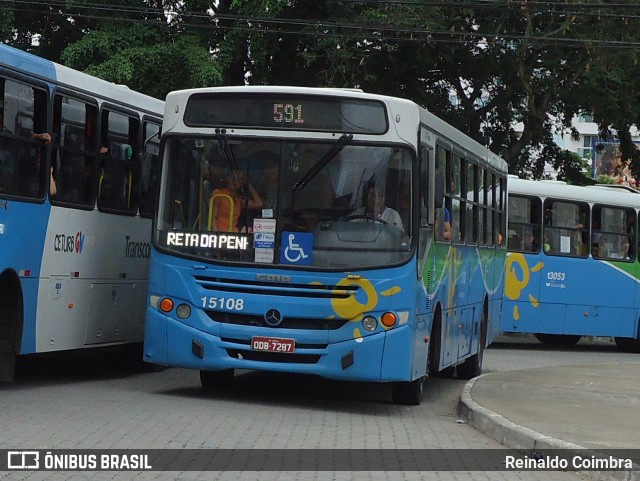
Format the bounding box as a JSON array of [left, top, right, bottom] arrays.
[[509, 176, 640, 208], [0, 43, 164, 117], [164, 85, 507, 173]]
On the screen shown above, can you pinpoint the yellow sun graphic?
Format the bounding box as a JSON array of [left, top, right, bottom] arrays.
[[327, 276, 402, 341], [505, 253, 543, 320]]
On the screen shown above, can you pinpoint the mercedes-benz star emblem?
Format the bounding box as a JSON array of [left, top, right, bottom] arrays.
[[264, 309, 283, 327]]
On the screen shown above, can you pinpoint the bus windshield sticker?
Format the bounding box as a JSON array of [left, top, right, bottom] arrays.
[[255, 248, 274, 264], [254, 232, 275, 263], [253, 218, 276, 233], [279, 231, 313, 265]]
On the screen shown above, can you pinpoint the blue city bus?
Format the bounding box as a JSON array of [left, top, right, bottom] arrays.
[[144, 86, 508, 404], [0, 44, 164, 381], [505, 176, 640, 351]]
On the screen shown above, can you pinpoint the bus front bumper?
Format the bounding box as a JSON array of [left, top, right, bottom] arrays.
[[143, 309, 414, 383]]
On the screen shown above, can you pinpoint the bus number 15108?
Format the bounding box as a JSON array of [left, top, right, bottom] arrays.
[[200, 297, 244, 310]]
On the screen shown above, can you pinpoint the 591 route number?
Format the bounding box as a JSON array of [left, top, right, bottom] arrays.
[[200, 296, 244, 310]]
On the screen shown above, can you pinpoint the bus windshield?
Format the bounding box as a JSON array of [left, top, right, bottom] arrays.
[[156, 136, 413, 269]]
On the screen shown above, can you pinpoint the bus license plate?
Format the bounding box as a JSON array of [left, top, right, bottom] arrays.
[[251, 336, 295, 353]]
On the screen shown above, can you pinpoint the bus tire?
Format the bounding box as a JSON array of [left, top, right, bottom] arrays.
[[0, 272, 21, 382], [456, 305, 488, 380], [200, 369, 234, 390], [614, 323, 640, 353], [391, 378, 423, 406], [534, 333, 581, 347]]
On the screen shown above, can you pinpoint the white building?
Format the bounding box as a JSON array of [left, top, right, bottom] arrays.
[[515, 113, 640, 185]]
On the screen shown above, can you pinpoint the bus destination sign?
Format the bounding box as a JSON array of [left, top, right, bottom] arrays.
[[184, 93, 388, 134]]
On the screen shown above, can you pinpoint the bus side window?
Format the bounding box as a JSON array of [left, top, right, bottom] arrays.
[[544, 199, 588, 257], [140, 121, 161, 217], [52, 95, 98, 206], [593, 205, 635, 261], [98, 109, 139, 213], [507, 195, 541, 253]]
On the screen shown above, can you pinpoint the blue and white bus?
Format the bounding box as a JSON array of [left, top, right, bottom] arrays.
[[0, 44, 164, 381], [505, 176, 640, 351], [144, 86, 507, 404]]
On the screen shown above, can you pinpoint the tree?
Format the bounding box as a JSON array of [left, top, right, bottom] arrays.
[[5, 0, 640, 181], [2, 1, 223, 99]]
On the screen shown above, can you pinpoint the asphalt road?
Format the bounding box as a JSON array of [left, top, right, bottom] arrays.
[[0, 335, 633, 481]]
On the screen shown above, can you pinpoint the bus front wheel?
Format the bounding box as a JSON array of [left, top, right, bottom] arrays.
[[200, 369, 234, 390], [391, 378, 423, 406], [0, 273, 21, 382], [457, 314, 487, 380]]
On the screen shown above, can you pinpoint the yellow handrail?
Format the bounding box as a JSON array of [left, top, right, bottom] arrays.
[[208, 193, 235, 231]]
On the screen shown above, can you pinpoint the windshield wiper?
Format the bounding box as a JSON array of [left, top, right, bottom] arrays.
[[214, 129, 254, 233], [291, 133, 352, 191], [215, 128, 246, 197]]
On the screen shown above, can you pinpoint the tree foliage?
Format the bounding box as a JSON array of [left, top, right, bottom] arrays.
[[4, 0, 640, 181]]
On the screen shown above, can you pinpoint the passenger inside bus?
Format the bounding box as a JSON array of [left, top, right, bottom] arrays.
[[348, 178, 403, 231], [37, 133, 56, 197], [543, 232, 553, 253], [98, 143, 133, 209], [620, 237, 631, 260], [436, 206, 451, 241], [522, 228, 539, 252], [210, 168, 263, 232]]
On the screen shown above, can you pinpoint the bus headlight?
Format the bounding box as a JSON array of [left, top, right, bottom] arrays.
[[176, 303, 192, 319], [362, 315, 378, 332], [381, 312, 397, 328]]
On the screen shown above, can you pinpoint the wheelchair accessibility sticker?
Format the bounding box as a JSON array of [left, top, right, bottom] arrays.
[[280, 231, 313, 265]]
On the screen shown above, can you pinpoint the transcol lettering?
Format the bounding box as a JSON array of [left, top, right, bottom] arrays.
[[125, 236, 151, 259]]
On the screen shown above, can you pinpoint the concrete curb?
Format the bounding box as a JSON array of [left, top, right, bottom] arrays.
[[458, 373, 640, 481]]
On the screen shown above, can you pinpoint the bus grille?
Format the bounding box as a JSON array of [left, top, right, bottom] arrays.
[[206, 311, 349, 330], [194, 275, 358, 299]]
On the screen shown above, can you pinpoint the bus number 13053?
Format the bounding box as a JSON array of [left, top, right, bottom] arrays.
[[547, 271, 566, 281], [200, 297, 245, 310]]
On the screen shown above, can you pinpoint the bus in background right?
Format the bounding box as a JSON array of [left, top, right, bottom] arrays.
[[504, 176, 640, 352]]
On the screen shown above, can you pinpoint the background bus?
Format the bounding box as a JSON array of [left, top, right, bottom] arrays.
[[144, 86, 507, 405], [505, 176, 640, 351], [0, 44, 164, 381]]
